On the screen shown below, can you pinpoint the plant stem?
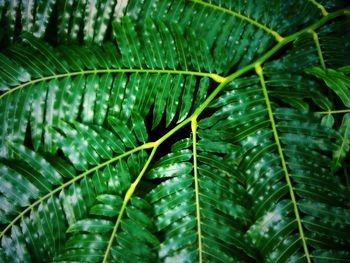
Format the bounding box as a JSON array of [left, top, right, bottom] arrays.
[[310, 30, 326, 69], [0, 144, 150, 238], [319, 109, 350, 114], [190, 0, 284, 42], [191, 118, 203, 263], [193, 8, 348, 118], [308, 0, 329, 16], [102, 146, 158, 262], [256, 63, 311, 263], [0, 69, 224, 100]]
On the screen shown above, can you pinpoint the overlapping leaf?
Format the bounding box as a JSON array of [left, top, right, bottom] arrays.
[[0, 0, 350, 263], [0, 120, 149, 262], [0, 18, 215, 158]]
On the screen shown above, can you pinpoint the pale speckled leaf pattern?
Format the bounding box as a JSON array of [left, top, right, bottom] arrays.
[[0, 0, 350, 262]]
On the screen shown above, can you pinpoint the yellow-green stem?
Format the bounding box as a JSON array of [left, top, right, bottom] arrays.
[[0, 143, 151, 238], [310, 30, 326, 69], [191, 118, 203, 263], [189, 0, 284, 42], [102, 146, 158, 263], [192, 8, 348, 118], [0, 69, 224, 100], [256, 63, 311, 263], [308, 0, 329, 16], [319, 109, 350, 115]]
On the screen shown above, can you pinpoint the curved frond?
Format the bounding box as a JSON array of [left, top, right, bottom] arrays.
[[0, 117, 151, 261], [0, 18, 219, 158], [56, 172, 159, 262], [199, 71, 350, 261], [146, 138, 256, 262]]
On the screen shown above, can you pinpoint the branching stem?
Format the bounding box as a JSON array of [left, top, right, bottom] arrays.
[[0, 144, 150, 237], [1, 8, 348, 246], [102, 146, 158, 262]]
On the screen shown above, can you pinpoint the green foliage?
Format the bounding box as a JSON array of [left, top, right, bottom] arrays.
[[0, 0, 350, 262]]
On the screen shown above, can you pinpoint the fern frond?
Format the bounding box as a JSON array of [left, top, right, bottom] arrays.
[[200, 73, 350, 261], [55, 170, 159, 262], [0, 118, 154, 262], [0, 19, 220, 158], [0, 0, 127, 45], [146, 139, 256, 262]]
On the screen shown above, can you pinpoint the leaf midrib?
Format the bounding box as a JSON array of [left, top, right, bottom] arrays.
[[191, 118, 203, 262], [0, 68, 224, 100], [189, 0, 284, 42], [256, 63, 311, 262], [0, 144, 148, 237]]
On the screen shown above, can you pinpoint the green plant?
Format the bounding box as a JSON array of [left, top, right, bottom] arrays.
[[0, 0, 350, 262]]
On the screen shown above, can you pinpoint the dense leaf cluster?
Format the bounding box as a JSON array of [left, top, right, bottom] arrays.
[[0, 0, 350, 262]]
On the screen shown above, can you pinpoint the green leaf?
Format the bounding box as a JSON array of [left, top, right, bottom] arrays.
[[333, 113, 350, 171], [108, 117, 137, 148], [0, 54, 30, 89], [9, 143, 62, 185], [68, 219, 114, 233], [306, 67, 350, 107], [1, 2, 350, 262], [33, 0, 56, 38]]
